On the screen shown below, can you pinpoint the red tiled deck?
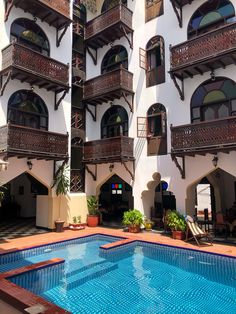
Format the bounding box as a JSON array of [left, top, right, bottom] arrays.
[[0, 227, 235, 313]]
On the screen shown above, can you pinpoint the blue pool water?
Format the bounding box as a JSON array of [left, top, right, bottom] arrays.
[[1, 235, 236, 313]]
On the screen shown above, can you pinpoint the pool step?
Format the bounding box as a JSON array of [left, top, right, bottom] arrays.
[[66, 259, 109, 278], [61, 261, 118, 290]]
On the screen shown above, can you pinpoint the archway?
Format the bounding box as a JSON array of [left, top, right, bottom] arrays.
[[151, 181, 176, 229], [186, 168, 236, 238], [0, 172, 48, 235], [99, 174, 133, 226]]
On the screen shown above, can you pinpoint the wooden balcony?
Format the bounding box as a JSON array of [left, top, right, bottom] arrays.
[[5, 0, 71, 29], [83, 136, 134, 164], [170, 22, 236, 79], [1, 43, 69, 93], [171, 116, 236, 157], [85, 4, 133, 50], [171, 0, 195, 8], [0, 124, 68, 161], [83, 68, 134, 110]]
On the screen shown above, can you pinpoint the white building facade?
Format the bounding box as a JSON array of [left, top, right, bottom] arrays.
[[83, 0, 236, 226]]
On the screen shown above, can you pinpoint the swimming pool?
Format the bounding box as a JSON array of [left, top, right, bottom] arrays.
[[1, 234, 236, 313]]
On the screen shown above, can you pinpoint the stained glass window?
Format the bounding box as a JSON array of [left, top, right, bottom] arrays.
[[8, 90, 48, 130], [101, 106, 128, 139], [101, 46, 128, 74], [11, 19, 50, 56], [191, 77, 236, 123], [188, 0, 235, 38]]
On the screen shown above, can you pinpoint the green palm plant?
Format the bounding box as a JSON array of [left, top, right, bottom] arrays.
[[52, 164, 70, 221], [87, 196, 99, 215]]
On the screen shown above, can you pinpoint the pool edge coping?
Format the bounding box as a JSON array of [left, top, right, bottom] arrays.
[[0, 231, 236, 313]]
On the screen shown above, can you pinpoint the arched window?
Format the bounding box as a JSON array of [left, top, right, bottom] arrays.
[[101, 46, 128, 74], [147, 104, 166, 137], [191, 77, 236, 123], [101, 0, 127, 13], [146, 36, 165, 87], [188, 0, 235, 39], [101, 106, 128, 139], [8, 90, 48, 130], [11, 18, 50, 56], [147, 103, 167, 155]]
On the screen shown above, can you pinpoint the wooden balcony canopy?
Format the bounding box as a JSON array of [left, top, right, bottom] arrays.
[[170, 0, 195, 27], [0, 124, 68, 161], [83, 136, 134, 164], [171, 0, 195, 8], [171, 116, 236, 157], [5, 0, 71, 29], [0, 43, 69, 109], [85, 4, 133, 63], [169, 22, 236, 99], [83, 68, 134, 114]]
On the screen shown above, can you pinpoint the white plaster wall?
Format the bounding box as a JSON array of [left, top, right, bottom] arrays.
[[85, 0, 236, 216]]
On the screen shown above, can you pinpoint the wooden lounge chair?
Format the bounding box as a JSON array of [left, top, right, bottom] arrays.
[[185, 215, 213, 246]]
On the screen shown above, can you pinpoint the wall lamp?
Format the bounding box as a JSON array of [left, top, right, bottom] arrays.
[[0, 159, 8, 171], [210, 70, 215, 81], [212, 154, 218, 167], [27, 160, 33, 170], [109, 163, 114, 172]]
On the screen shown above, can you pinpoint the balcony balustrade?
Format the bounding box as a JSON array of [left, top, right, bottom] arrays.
[[5, 0, 71, 29], [85, 4, 133, 50], [1, 43, 69, 93], [83, 136, 134, 164], [170, 22, 236, 79], [83, 68, 133, 109], [171, 116, 236, 156], [0, 124, 68, 161]]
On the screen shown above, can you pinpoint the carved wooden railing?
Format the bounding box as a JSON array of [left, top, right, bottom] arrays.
[[72, 51, 84, 70], [83, 136, 134, 162], [85, 4, 132, 40], [2, 43, 69, 85], [171, 116, 236, 154], [73, 20, 84, 37], [84, 68, 133, 99], [71, 108, 84, 130], [70, 169, 84, 192], [170, 22, 236, 69], [40, 0, 70, 17], [0, 124, 68, 159]]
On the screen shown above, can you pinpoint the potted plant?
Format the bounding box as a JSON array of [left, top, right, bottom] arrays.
[[166, 210, 186, 240], [87, 196, 100, 227], [52, 164, 70, 232], [69, 216, 85, 230], [122, 209, 144, 233], [144, 217, 154, 231]]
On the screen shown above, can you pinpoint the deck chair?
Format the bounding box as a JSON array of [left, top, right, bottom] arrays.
[[185, 215, 213, 246]]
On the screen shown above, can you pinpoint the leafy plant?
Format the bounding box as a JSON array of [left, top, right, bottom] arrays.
[[87, 196, 99, 216], [166, 210, 186, 232], [122, 209, 144, 227], [72, 215, 81, 224], [52, 164, 70, 220]]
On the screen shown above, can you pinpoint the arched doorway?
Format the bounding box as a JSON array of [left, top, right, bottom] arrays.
[[151, 181, 176, 229], [0, 172, 48, 239], [99, 174, 133, 226], [186, 168, 236, 238]]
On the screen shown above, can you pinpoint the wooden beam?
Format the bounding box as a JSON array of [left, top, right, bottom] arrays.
[[85, 165, 97, 181], [170, 73, 184, 100], [171, 154, 185, 179]]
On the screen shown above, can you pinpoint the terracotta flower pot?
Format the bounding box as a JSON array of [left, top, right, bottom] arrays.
[[55, 220, 65, 232], [87, 215, 99, 227], [128, 225, 141, 233], [172, 230, 185, 240], [69, 223, 85, 230]]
